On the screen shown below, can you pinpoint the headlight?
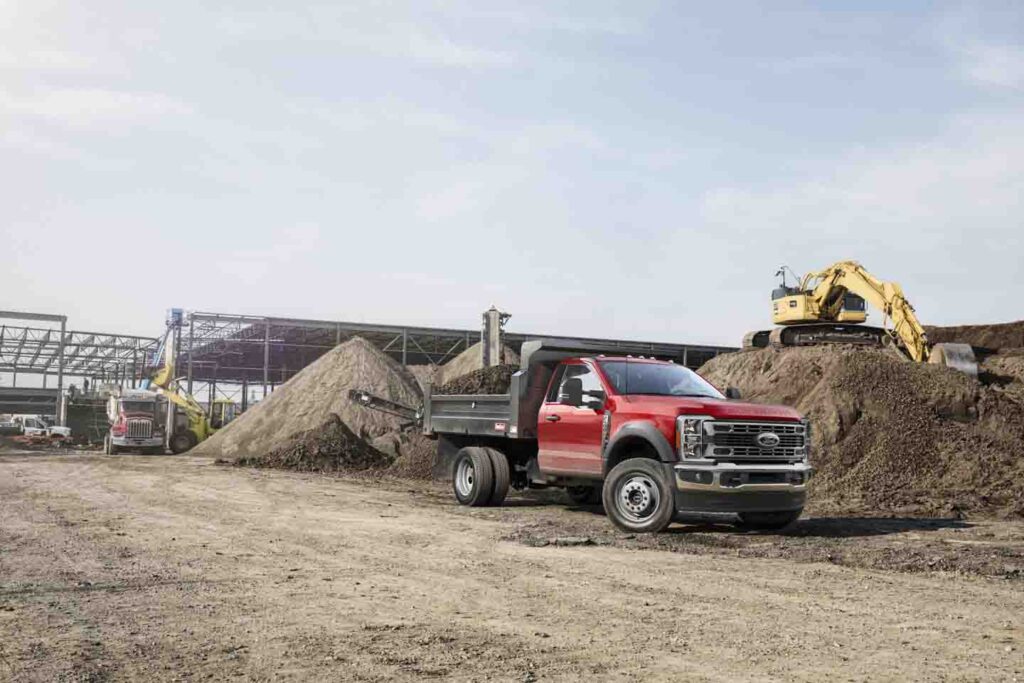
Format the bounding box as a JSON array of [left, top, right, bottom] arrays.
[[676, 416, 706, 459], [801, 418, 812, 461]]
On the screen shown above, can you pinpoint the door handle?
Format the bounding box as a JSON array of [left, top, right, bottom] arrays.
[[545, 415, 561, 422]]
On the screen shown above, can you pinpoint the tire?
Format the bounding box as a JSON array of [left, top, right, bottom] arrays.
[[602, 458, 675, 533], [735, 510, 802, 531], [486, 448, 510, 506], [169, 431, 196, 455], [452, 447, 494, 507], [566, 486, 601, 506]]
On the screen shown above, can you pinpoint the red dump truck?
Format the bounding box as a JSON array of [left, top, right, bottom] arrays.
[[358, 339, 812, 533]]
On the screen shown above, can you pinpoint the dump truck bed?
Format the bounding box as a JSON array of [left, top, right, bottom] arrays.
[[423, 392, 519, 439]]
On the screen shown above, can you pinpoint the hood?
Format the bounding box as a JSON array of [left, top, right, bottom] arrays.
[[618, 395, 802, 421]]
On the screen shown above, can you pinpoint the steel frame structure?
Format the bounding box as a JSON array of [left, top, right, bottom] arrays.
[[0, 311, 158, 388], [0, 308, 736, 424], [179, 311, 736, 397]]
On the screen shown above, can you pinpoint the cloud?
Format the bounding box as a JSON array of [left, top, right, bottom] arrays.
[[1, 88, 192, 129], [932, 6, 1024, 91], [0, 48, 98, 73], [701, 111, 1024, 231], [218, 225, 324, 284], [215, 7, 516, 68], [955, 42, 1024, 90]]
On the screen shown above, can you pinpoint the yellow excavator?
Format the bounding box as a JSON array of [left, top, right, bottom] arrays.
[[743, 260, 978, 376]]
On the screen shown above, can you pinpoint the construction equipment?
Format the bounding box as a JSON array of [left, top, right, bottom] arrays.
[[743, 260, 978, 376], [147, 321, 236, 453]]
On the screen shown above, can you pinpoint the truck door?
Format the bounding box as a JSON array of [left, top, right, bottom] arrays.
[[537, 361, 606, 477]]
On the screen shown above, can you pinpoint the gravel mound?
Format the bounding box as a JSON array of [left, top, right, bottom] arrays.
[[926, 320, 1024, 350], [193, 336, 421, 460], [235, 414, 391, 472], [699, 346, 1024, 518], [435, 365, 518, 395]]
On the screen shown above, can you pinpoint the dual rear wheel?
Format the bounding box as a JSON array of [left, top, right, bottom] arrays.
[[452, 447, 510, 507]]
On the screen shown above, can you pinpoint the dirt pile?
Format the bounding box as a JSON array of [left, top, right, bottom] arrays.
[[406, 364, 439, 393], [699, 346, 1024, 518], [437, 342, 520, 386], [235, 414, 391, 472], [436, 364, 518, 395], [981, 350, 1024, 401], [926, 320, 1024, 350], [383, 433, 438, 479], [193, 337, 422, 460]]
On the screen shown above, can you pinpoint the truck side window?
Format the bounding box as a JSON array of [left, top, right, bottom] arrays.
[[556, 365, 604, 406]]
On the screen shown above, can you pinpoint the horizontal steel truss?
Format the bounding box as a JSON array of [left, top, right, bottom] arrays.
[[0, 324, 158, 379], [179, 311, 736, 385]]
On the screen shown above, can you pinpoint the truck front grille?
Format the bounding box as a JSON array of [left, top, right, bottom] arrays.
[[706, 421, 806, 461], [126, 419, 153, 439]]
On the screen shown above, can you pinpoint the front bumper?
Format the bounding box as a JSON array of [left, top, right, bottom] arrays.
[[671, 461, 812, 514], [112, 436, 164, 448]]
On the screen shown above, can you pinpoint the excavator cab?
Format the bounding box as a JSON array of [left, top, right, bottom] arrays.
[[837, 294, 867, 324]]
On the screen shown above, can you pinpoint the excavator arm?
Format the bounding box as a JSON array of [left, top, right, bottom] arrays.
[[801, 260, 930, 362], [748, 259, 977, 375]]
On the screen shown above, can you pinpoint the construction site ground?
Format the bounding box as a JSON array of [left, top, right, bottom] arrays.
[[2, 451, 1022, 681]]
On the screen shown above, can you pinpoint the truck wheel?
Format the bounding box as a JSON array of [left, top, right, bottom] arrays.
[[735, 510, 802, 531], [566, 486, 601, 506], [453, 447, 494, 507], [486, 448, 510, 506], [602, 458, 674, 533], [169, 431, 196, 455]]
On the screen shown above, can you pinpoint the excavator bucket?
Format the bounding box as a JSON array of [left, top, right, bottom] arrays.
[[929, 343, 978, 377]]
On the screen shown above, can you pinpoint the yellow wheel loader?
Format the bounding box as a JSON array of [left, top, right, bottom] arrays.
[[148, 324, 238, 453], [743, 260, 978, 376]]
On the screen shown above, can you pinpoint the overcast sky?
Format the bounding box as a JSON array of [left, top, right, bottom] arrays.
[[2, 1, 1021, 347]]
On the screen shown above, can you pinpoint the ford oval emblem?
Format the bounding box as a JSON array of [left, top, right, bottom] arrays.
[[756, 432, 781, 448]]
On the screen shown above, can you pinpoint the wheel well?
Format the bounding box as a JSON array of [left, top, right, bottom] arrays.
[[604, 436, 659, 474]]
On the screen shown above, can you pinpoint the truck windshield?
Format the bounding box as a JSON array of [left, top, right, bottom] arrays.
[[597, 361, 724, 399], [121, 401, 154, 414]]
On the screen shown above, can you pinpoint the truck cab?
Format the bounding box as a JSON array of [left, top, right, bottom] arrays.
[[105, 389, 166, 455], [425, 340, 812, 533]]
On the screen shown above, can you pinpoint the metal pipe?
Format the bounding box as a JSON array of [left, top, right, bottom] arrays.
[[56, 319, 65, 425], [263, 320, 270, 398], [187, 317, 194, 395]]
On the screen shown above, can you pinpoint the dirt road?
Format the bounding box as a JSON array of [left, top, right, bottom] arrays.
[[1, 453, 1022, 681]]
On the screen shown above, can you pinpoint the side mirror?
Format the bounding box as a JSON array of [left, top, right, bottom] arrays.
[[725, 387, 741, 400]]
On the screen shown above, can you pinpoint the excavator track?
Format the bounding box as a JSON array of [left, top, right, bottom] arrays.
[[741, 330, 771, 350], [767, 324, 889, 349]]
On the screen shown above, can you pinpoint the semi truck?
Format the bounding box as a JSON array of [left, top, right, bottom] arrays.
[[104, 388, 165, 455], [356, 339, 812, 533]]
